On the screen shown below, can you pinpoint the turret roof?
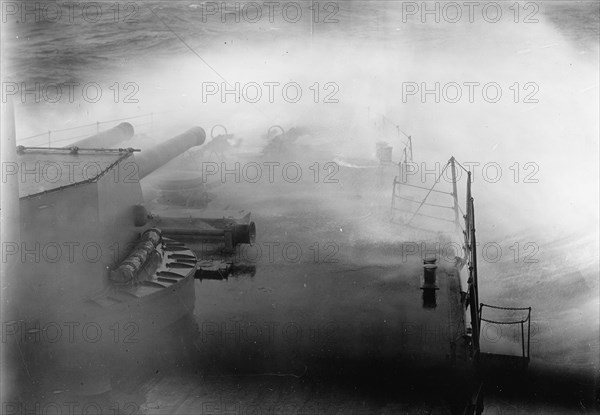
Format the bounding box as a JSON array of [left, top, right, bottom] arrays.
[[14, 147, 134, 198]]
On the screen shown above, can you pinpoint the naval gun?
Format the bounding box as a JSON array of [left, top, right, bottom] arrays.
[[261, 125, 310, 156], [132, 127, 256, 251], [67, 122, 135, 149], [4, 119, 255, 399]]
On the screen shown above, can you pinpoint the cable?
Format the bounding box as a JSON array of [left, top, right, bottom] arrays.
[[381, 113, 411, 138], [143, 5, 229, 85], [18, 113, 155, 141]]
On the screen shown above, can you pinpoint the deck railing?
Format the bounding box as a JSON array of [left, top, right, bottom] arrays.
[[391, 156, 461, 232], [463, 168, 481, 352], [391, 151, 484, 354], [17, 113, 155, 147], [479, 304, 532, 362], [390, 145, 535, 366]]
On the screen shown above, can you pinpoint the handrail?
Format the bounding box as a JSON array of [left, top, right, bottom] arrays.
[[479, 303, 532, 361], [391, 155, 482, 355], [462, 169, 533, 364], [406, 163, 450, 225], [17, 112, 156, 145], [391, 195, 454, 210], [463, 171, 480, 352], [479, 304, 532, 311], [393, 179, 453, 195], [392, 157, 459, 229], [388, 128, 533, 366]]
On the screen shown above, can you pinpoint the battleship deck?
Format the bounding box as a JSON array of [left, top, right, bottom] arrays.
[[128, 256, 471, 414], [124, 157, 476, 413]]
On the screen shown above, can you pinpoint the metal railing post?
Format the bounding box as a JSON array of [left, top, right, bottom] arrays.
[[521, 321, 525, 359], [449, 157, 460, 232], [471, 196, 480, 340], [527, 307, 531, 359], [465, 171, 481, 350], [463, 171, 472, 259], [469, 272, 480, 352]]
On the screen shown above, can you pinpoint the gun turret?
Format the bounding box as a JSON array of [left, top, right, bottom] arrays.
[[6, 111, 254, 400], [12, 125, 207, 302]]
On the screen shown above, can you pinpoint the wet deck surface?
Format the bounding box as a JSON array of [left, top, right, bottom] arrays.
[[131, 153, 598, 414], [134, 261, 468, 413], [125, 157, 473, 413]]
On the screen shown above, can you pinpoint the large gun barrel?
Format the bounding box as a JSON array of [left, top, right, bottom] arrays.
[[150, 212, 256, 252], [136, 127, 206, 180], [70, 122, 134, 148], [162, 222, 256, 245]]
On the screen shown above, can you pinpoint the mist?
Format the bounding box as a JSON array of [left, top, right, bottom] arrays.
[[4, 1, 599, 412]]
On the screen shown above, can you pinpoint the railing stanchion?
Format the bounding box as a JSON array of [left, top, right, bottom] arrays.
[[470, 196, 480, 340], [464, 171, 480, 352], [527, 308, 531, 359], [521, 321, 526, 359], [449, 157, 460, 232]]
